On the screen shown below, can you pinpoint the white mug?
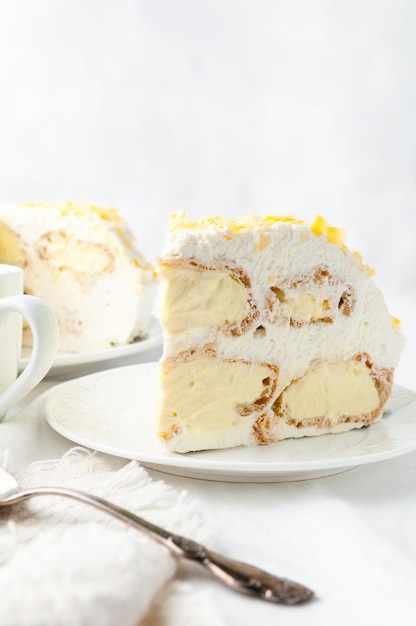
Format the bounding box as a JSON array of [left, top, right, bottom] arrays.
[[0, 264, 59, 419]]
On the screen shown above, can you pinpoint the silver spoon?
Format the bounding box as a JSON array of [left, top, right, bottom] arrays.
[[0, 465, 314, 605]]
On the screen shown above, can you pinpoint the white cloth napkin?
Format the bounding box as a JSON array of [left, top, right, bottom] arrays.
[[0, 447, 226, 626]]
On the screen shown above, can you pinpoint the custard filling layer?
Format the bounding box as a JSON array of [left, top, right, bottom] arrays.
[[160, 268, 247, 333], [0, 224, 25, 265], [271, 288, 331, 322], [279, 360, 379, 421], [38, 231, 114, 273], [158, 358, 271, 438]]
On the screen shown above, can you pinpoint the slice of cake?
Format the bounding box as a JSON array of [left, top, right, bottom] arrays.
[[0, 202, 157, 352], [156, 213, 404, 453]]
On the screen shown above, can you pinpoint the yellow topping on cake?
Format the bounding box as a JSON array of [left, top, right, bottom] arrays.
[[326, 226, 346, 245], [310, 215, 346, 245], [310, 214, 329, 237], [21, 201, 122, 225], [392, 316, 401, 328], [169, 212, 303, 233], [19, 201, 155, 274], [171, 211, 347, 246]]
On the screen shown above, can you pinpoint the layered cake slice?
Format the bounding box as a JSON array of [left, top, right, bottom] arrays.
[[0, 202, 157, 352], [156, 213, 404, 453]]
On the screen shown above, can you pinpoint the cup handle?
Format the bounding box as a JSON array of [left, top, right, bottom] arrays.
[[0, 295, 59, 416]]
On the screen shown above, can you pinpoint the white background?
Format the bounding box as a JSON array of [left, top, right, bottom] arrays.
[[0, 0, 415, 359]]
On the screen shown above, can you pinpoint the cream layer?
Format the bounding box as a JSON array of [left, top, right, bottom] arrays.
[[279, 360, 379, 421], [159, 267, 247, 333], [158, 356, 383, 452], [158, 358, 272, 451]]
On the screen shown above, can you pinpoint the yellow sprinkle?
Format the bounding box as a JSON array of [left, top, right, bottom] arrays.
[[171, 211, 351, 251], [392, 316, 401, 328], [169, 211, 303, 233], [310, 215, 347, 247], [326, 226, 346, 245], [20, 201, 125, 228], [353, 249, 363, 263], [310, 215, 329, 237]]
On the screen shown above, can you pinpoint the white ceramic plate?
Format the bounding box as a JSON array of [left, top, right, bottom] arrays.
[[45, 362, 416, 483], [20, 317, 162, 376]]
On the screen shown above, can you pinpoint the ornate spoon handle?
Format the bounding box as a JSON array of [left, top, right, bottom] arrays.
[[167, 534, 314, 604], [0, 486, 314, 605]]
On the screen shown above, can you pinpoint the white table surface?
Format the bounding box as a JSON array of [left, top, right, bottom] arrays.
[[2, 298, 416, 626]]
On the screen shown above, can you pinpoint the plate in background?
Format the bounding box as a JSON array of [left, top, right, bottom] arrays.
[[20, 317, 162, 376]]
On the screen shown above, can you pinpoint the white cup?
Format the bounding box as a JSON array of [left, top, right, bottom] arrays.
[[0, 264, 59, 419]]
